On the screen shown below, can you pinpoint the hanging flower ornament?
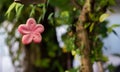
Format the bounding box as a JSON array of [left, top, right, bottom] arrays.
[[18, 18, 44, 44]]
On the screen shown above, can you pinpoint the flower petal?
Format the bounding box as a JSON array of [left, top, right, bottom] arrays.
[[18, 24, 30, 35], [33, 33, 42, 43], [26, 18, 36, 30], [22, 34, 33, 44], [33, 24, 44, 33]]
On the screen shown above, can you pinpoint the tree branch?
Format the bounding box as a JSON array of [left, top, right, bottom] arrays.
[[71, 0, 82, 9]]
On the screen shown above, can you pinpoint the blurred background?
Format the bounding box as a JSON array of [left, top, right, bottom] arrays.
[[0, 0, 120, 72]]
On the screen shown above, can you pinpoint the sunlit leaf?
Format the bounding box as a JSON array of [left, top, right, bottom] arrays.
[[89, 23, 94, 32], [5, 2, 16, 18], [16, 4, 24, 20], [37, 3, 45, 7], [6, 2, 16, 14], [71, 50, 76, 56], [61, 11, 69, 17], [99, 13, 109, 22]]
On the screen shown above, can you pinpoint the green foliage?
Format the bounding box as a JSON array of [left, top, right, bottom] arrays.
[[108, 0, 116, 5], [107, 24, 120, 33], [55, 11, 73, 26], [62, 32, 75, 52], [5, 2, 47, 22], [2, 1, 64, 72], [95, 21, 108, 37], [0, 0, 12, 23], [1, 0, 119, 72], [89, 23, 95, 32], [5, 2, 16, 17], [50, 61, 64, 72], [5, 2, 24, 21], [107, 64, 116, 72], [49, 0, 72, 11], [34, 58, 50, 67]]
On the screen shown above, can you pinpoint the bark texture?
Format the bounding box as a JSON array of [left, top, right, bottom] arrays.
[[76, 0, 93, 72]]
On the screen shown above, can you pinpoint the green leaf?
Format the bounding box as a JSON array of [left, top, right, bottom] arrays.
[[39, 4, 46, 20], [60, 11, 69, 17], [15, 3, 23, 13], [71, 50, 76, 56], [84, 23, 90, 28], [110, 24, 120, 28], [107, 24, 120, 33], [89, 23, 94, 32], [48, 13, 54, 20], [37, 16, 42, 23], [29, 5, 36, 17], [6, 2, 16, 14], [99, 13, 109, 22], [5, 2, 16, 18], [37, 3, 45, 7], [16, 4, 24, 20], [46, 0, 50, 6]]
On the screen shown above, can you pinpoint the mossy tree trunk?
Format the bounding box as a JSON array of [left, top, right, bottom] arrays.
[[76, 0, 93, 72]]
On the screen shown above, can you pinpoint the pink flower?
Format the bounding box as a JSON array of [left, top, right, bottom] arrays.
[[18, 18, 44, 44]]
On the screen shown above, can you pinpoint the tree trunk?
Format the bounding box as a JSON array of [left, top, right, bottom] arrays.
[[76, 24, 92, 72], [76, 0, 93, 72], [24, 45, 33, 72]]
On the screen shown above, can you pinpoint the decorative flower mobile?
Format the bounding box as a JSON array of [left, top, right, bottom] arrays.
[[18, 18, 44, 44]]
